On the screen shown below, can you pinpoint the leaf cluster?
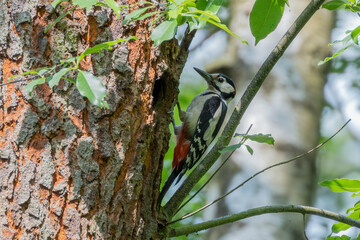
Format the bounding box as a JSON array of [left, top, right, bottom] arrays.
[[7, 37, 137, 108], [220, 132, 275, 155], [249, 0, 289, 45], [123, 0, 247, 46], [319, 0, 360, 65], [320, 178, 360, 239]]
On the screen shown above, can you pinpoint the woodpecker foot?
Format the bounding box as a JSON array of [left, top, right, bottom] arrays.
[[168, 109, 181, 136], [171, 115, 182, 136], [177, 101, 186, 123]]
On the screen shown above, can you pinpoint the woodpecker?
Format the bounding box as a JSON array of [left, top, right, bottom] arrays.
[[158, 67, 236, 205]]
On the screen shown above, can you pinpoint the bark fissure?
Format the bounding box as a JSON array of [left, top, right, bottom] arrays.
[[1, 1, 191, 239]]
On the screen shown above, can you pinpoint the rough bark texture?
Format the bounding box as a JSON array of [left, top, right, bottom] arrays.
[[204, 1, 333, 239], [0, 1, 188, 239]]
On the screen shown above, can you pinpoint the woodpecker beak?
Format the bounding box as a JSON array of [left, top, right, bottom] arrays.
[[194, 67, 214, 85]]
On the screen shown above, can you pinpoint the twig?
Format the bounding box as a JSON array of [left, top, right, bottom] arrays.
[[0, 77, 37, 87], [173, 124, 253, 215], [303, 214, 309, 240], [0, 63, 66, 87], [168, 119, 351, 224], [189, 29, 221, 52], [163, 0, 328, 219], [169, 204, 360, 237], [150, 0, 168, 10]]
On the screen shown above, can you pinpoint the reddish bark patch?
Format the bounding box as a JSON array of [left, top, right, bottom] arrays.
[[1, 60, 26, 149], [25, 134, 48, 162], [39, 187, 50, 201], [6, 201, 23, 239], [35, 83, 53, 103], [87, 16, 98, 43], [57, 227, 67, 240], [30, 7, 49, 55], [2, 228, 15, 238], [68, 113, 83, 132]]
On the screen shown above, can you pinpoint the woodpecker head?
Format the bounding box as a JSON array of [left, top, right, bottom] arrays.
[[194, 67, 236, 101]]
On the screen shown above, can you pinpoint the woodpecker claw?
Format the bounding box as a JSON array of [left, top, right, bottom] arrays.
[[171, 116, 181, 136], [177, 101, 186, 123], [169, 104, 181, 136]]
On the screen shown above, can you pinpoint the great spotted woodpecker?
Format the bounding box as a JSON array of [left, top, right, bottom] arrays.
[[158, 67, 236, 205]]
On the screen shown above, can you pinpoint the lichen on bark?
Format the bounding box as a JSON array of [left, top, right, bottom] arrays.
[[0, 1, 190, 239]]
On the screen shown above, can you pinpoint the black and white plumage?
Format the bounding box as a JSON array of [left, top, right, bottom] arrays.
[[158, 67, 236, 206]]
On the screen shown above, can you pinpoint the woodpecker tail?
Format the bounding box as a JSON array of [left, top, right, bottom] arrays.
[[158, 125, 190, 207], [158, 168, 179, 207], [157, 160, 186, 207]]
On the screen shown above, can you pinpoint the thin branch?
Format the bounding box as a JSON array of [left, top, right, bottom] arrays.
[[173, 124, 253, 215], [189, 29, 221, 52], [150, 0, 168, 10], [163, 0, 328, 219], [169, 204, 360, 237], [0, 63, 66, 87], [303, 214, 309, 240], [168, 119, 351, 224], [0, 77, 37, 87]]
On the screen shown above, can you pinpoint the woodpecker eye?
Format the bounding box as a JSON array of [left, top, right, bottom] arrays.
[[218, 77, 225, 83]]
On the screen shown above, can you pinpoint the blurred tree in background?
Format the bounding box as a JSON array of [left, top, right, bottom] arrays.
[[162, 2, 360, 240]]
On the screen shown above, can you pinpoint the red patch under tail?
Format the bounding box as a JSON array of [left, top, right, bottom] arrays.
[[173, 124, 190, 170]]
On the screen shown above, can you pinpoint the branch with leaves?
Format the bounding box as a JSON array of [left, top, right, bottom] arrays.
[[318, 0, 360, 64], [4, 37, 137, 108], [167, 119, 350, 225], [162, 0, 328, 219], [169, 204, 360, 237]]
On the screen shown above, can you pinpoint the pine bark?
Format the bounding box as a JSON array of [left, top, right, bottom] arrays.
[[0, 1, 187, 239]]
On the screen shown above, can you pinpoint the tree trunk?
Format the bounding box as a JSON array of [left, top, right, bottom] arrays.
[[205, 1, 333, 239], [0, 1, 188, 239]]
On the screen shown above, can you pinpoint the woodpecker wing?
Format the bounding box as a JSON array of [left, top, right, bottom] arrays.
[[177, 93, 227, 182]]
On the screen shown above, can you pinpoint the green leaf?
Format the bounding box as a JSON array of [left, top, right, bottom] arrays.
[[236, 133, 275, 145], [122, 6, 153, 25], [77, 36, 137, 67], [322, 0, 347, 10], [25, 78, 46, 95], [8, 70, 38, 81], [319, 178, 360, 193], [149, 12, 166, 30], [45, 7, 76, 33], [245, 145, 254, 155], [168, 9, 180, 19], [51, 0, 66, 8], [318, 43, 354, 65], [196, 0, 223, 14], [134, 11, 161, 21], [351, 192, 360, 197], [48, 68, 70, 89], [219, 143, 242, 154], [37, 67, 51, 76], [329, 34, 352, 46], [350, 25, 360, 45], [188, 0, 223, 30], [184, 14, 247, 44], [104, 0, 121, 18], [76, 70, 108, 108], [326, 235, 351, 240], [151, 20, 178, 46], [64, 77, 76, 84], [73, 0, 97, 10], [249, 0, 286, 45], [186, 10, 221, 22], [180, 0, 197, 7]]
